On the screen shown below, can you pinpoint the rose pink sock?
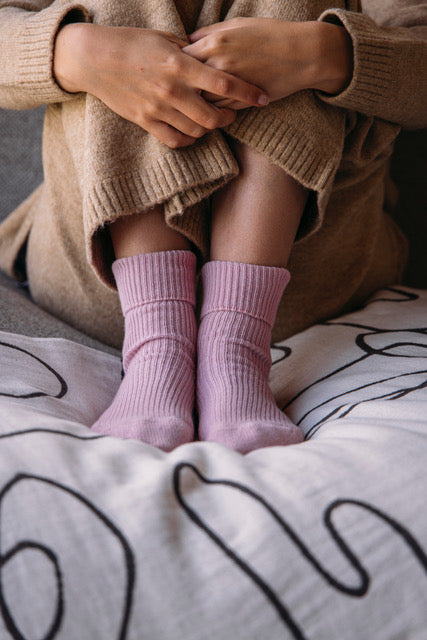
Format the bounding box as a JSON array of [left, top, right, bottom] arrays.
[[92, 250, 197, 451], [197, 261, 303, 453]]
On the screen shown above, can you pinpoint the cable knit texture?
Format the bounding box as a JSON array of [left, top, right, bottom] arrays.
[[92, 251, 197, 451], [197, 261, 303, 453], [0, 1, 425, 348]]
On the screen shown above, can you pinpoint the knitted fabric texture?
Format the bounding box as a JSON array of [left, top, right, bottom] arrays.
[[92, 250, 197, 451], [197, 261, 303, 453], [0, 0, 425, 348]]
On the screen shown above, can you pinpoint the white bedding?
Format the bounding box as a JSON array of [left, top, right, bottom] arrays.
[[0, 287, 426, 639]]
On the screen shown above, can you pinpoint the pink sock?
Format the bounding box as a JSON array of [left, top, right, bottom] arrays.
[[197, 261, 303, 453], [92, 250, 197, 451]]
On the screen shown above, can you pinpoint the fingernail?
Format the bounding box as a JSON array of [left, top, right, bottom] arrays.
[[258, 94, 269, 106]]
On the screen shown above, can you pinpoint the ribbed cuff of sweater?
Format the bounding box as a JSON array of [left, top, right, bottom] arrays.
[[225, 103, 342, 196], [13, 5, 91, 105], [87, 133, 238, 227], [88, 132, 239, 287], [316, 9, 423, 124], [201, 261, 290, 327]]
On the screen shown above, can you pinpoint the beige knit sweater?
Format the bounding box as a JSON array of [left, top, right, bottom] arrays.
[[0, 0, 426, 348]]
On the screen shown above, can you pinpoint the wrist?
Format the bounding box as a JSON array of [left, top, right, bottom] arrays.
[[53, 22, 93, 93], [312, 21, 353, 95]]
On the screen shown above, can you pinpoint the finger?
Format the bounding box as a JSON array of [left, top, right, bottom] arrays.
[[150, 83, 236, 132], [180, 53, 268, 107], [173, 92, 237, 130], [195, 65, 269, 107], [210, 97, 252, 110], [147, 120, 197, 148], [182, 40, 210, 62], [158, 106, 210, 139], [200, 91, 249, 110], [189, 23, 231, 43]]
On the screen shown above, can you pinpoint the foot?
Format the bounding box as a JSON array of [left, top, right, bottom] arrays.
[[92, 251, 197, 451], [197, 261, 303, 453]]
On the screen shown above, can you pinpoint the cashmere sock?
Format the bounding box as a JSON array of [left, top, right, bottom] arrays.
[[197, 261, 303, 453], [92, 250, 197, 451]]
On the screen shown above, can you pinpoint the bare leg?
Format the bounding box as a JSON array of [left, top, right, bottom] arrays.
[[197, 141, 306, 452], [110, 205, 191, 258], [92, 207, 197, 451], [210, 139, 307, 266]]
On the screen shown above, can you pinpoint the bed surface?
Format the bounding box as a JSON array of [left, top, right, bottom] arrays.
[[1, 286, 426, 639]]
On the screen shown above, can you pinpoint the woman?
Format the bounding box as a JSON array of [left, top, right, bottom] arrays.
[[0, 0, 425, 452]]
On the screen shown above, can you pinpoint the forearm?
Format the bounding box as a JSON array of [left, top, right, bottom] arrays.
[[310, 21, 353, 96], [53, 22, 105, 95], [0, 3, 90, 110], [269, 20, 354, 97]]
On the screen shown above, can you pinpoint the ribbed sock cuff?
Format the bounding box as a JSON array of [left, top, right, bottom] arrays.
[[112, 250, 197, 314], [200, 261, 290, 327]]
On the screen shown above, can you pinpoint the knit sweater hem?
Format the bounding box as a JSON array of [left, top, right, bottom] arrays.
[[86, 133, 239, 287], [226, 97, 345, 239]]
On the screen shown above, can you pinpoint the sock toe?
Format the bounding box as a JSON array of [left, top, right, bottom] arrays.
[[201, 418, 303, 454]]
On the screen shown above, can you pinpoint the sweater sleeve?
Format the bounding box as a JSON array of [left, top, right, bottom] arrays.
[[0, 2, 91, 110], [317, 5, 427, 130]]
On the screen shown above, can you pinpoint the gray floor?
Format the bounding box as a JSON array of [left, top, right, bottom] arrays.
[[0, 270, 119, 354], [0, 107, 119, 354]]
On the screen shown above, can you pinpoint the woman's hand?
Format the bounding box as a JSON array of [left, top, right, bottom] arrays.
[[53, 23, 269, 148], [184, 17, 353, 109]]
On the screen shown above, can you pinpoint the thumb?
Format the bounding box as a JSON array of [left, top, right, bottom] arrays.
[[189, 23, 227, 43]]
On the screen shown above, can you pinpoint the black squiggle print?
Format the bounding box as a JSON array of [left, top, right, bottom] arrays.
[[1, 540, 63, 640], [0, 428, 102, 441], [271, 345, 292, 366], [173, 462, 427, 640], [292, 330, 426, 438], [299, 370, 427, 437], [0, 474, 135, 640], [279, 289, 427, 438], [0, 342, 67, 400], [285, 328, 426, 411]]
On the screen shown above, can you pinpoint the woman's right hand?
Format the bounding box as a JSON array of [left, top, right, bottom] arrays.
[[53, 23, 268, 148]]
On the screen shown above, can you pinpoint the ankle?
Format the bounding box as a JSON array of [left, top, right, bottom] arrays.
[[200, 260, 290, 326]]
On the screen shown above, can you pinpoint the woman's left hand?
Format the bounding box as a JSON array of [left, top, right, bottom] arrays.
[[184, 17, 353, 109]]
